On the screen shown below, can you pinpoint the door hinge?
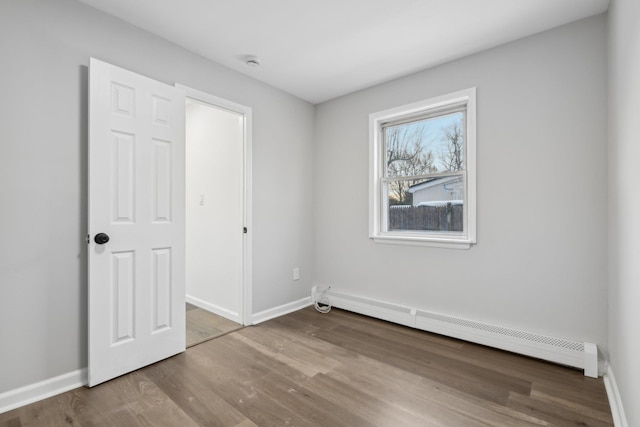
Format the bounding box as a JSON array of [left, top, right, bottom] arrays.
[[243, 227, 247, 234], [87, 234, 90, 244]]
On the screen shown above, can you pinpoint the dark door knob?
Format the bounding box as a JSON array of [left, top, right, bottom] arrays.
[[94, 233, 110, 245]]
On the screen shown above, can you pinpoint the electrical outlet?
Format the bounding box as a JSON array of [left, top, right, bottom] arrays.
[[293, 267, 300, 281]]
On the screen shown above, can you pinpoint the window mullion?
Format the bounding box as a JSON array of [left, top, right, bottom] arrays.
[[383, 170, 465, 183]]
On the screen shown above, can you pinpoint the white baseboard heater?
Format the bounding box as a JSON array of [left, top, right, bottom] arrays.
[[312, 287, 598, 378]]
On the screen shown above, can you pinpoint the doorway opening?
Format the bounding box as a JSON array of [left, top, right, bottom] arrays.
[[182, 87, 252, 346], [185, 302, 243, 347]]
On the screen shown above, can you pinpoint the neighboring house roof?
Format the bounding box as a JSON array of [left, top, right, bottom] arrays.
[[407, 175, 462, 193]]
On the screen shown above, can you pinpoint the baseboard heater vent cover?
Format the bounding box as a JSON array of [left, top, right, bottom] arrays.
[[313, 287, 598, 378]]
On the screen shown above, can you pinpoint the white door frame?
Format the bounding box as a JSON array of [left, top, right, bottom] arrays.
[[177, 84, 253, 326]]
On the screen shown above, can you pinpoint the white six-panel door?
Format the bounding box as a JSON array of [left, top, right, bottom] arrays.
[[88, 58, 186, 387]]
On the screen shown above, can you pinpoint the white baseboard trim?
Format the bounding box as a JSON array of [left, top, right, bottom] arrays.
[[0, 369, 87, 415], [186, 294, 241, 324], [312, 286, 599, 377], [603, 363, 629, 427], [251, 296, 312, 325]]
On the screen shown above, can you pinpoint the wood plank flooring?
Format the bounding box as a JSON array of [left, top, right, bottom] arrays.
[[186, 303, 243, 348], [0, 307, 613, 426]]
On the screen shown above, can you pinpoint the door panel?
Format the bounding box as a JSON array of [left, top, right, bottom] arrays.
[[88, 58, 185, 387]]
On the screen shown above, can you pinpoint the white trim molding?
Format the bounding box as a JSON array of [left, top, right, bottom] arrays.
[[251, 296, 312, 325], [603, 363, 629, 427], [312, 287, 598, 377], [186, 294, 242, 324], [0, 369, 87, 414]]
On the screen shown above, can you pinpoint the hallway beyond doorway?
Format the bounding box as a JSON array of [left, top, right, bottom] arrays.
[[186, 303, 243, 347]]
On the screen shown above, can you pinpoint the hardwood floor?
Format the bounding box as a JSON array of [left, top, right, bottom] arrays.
[[186, 303, 243, 348], [0, 307, 613, 426]]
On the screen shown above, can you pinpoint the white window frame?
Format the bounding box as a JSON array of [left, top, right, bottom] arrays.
[[369, 88, 476, 249]]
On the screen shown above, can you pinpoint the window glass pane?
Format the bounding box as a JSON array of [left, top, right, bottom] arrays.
[[385, 111, 464, 177], [387, 176, 464, 232]]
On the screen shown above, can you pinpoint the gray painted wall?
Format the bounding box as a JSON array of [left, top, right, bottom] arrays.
[[0, 0, 314, 393], [608, 0, 640, 424], [314, 16, 608, 354]]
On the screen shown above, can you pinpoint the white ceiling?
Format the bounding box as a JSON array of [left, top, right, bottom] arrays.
[[78, 0, 609, 104]]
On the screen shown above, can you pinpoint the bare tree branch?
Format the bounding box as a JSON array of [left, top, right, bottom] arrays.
[[385, 125, 436, 204], [439, 122, 464, 171]]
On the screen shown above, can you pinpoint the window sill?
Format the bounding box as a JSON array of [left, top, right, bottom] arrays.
[[371, 235, 473, 249]]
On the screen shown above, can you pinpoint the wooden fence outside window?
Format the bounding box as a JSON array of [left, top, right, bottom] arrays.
[[389, 204, 463, 231]]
